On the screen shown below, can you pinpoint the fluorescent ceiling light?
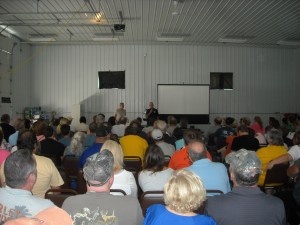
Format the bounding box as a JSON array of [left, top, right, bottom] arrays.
[[92, 37, 119, 41], [29, 37, 56, 42], [277, 40, 300, 46], [156, 36, 184, 42], [218, 38, 247, 43], [0, 48, 12, 54]]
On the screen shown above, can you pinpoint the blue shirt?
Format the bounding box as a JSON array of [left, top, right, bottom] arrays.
[[58, 137, 71, 147], [0, 186, 53, 221], [186, 159, 231, 195], [143, 204, 216, 225], [8, 131, 19, 146], [84, 134, 96, 148], [79, 143, 103, 168]]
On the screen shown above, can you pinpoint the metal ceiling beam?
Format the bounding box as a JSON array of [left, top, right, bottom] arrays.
[[0, 23, 113, 27], [0, 11, 100, 16]]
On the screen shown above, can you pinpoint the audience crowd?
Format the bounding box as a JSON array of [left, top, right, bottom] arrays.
[[0, 108, 300, 225]]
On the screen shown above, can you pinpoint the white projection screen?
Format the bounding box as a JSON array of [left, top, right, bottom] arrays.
[[157, 84, 210, 124]]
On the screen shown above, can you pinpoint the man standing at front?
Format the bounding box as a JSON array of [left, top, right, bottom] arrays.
[[62, 150, 143, 225], [205, 149, 285, 225], [146, 101, 159, 126]]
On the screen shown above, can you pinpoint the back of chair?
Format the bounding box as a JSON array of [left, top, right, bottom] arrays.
[[124, 156, 142, 172], [110, 189, 127, 196], [164, 155, 171, 167], [63, 156, 80, 177], [45, 188, 78, 207], [77, 170, 87, 194], [264, 163, 289, 186], [139, 191, 164, 217]]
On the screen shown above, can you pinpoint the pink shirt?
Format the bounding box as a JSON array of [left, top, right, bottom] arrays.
[[0, 149, 11, 166]]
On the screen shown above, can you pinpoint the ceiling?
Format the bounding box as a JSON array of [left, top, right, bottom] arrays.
[[0, 0, 300, 47]]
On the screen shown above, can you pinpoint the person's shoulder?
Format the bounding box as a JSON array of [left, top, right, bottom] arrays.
[[195, 214, 217, 224]]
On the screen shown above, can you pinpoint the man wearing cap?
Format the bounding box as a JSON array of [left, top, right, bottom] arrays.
[[0, 149, 54, 222], [151, 129, 175, 157], [62, 150, 143, 225], [205, 149, 286, 225], [79, 126, 110, 168], [186, 140, 231, 195]]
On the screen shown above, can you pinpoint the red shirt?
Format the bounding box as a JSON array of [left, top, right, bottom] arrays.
[[168, 146, 212, 170]]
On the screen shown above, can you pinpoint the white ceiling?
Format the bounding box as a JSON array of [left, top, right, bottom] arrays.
[[0, 0, 300, 46]]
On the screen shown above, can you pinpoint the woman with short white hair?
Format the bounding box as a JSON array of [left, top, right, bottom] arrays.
[[143, 170, 216, 225]]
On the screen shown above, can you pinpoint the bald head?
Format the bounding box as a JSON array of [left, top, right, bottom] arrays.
[[188, 141, 206, 162]]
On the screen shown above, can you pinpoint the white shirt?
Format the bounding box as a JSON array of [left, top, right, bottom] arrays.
[[156, 142, 175, 157], [288, 145, 300, 163], [111, 124, 126, 137], [138, 168, 173, 192], [110, 169, 137, 197]]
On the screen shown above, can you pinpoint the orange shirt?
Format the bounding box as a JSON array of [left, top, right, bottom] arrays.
[[168, 146, 212, 170]]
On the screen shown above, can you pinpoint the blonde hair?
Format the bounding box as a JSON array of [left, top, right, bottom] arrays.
[[154, 120, 167, 133], [164, 170, 206, 214], [100, 140, 124, 172]]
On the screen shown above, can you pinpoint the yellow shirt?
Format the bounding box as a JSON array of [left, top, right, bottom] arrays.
[[119, 135, 148, 162], [256, 145, 287, 186], [0, 154, 64, 198]]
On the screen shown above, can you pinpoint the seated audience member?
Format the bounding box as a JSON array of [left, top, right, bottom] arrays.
[[107, 116, 116, 129], [8, 118, 25, 146], [142, 117, 156, 135], [77, 116, 89, 133], [79, 126, 109, 168], [111, 116, 127, 137], [129, 120, 149, 143], [0, 149, 54, 222], [84, 122, 97, 148], [256, 129, 288, 186], [58, 124, 72, 147], [166, 116, 178, 137], [267, 131, 300, 169], [168, 129, 212, 170], [206, 117, 223, 143], [205, 149, 285, 225], [100, 140, 137, 197], [239, 117, 255, 136], [231, 125, 260, 152], [95, 114, 105, 127], [143, 170, 216, 225], [31, 120, 47, 142], [1, 130, 64, 198], [152, 120, 176, 147], [64, 131, 86, 157], [267, 117, 281, 130], [40, 126, 65, 167], [0, 114, 15, 142], [62, 150, 143, 225], [214, 117, 236, 149], [250, 116, 266, 144], [186, 140, 231, 195], [138, 145, 173, 192], [173, 127, 185, 150], [151, 129, 175, 157], [56, 117, 72, 139], [120, 123, 148, 162], [275, 158, 300, 225], [0, 129, 10, 166], [4, 207, 73, 225]]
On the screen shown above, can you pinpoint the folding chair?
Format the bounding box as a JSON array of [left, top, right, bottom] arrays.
[[260, 163, 289, 194], [45, 188, 78, 207], [123, 156, 142, 172]]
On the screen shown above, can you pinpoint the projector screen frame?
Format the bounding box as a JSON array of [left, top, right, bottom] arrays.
[[157, 84, 210, 124]]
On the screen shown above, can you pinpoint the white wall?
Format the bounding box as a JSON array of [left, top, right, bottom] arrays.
[[0, 37, 31, 119], [8, 43, 300, 126]]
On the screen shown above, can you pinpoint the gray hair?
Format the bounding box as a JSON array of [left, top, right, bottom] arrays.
[[70, 132, 86, 156], [267, 129, 284, 146], [4, 149, 36, 188]]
